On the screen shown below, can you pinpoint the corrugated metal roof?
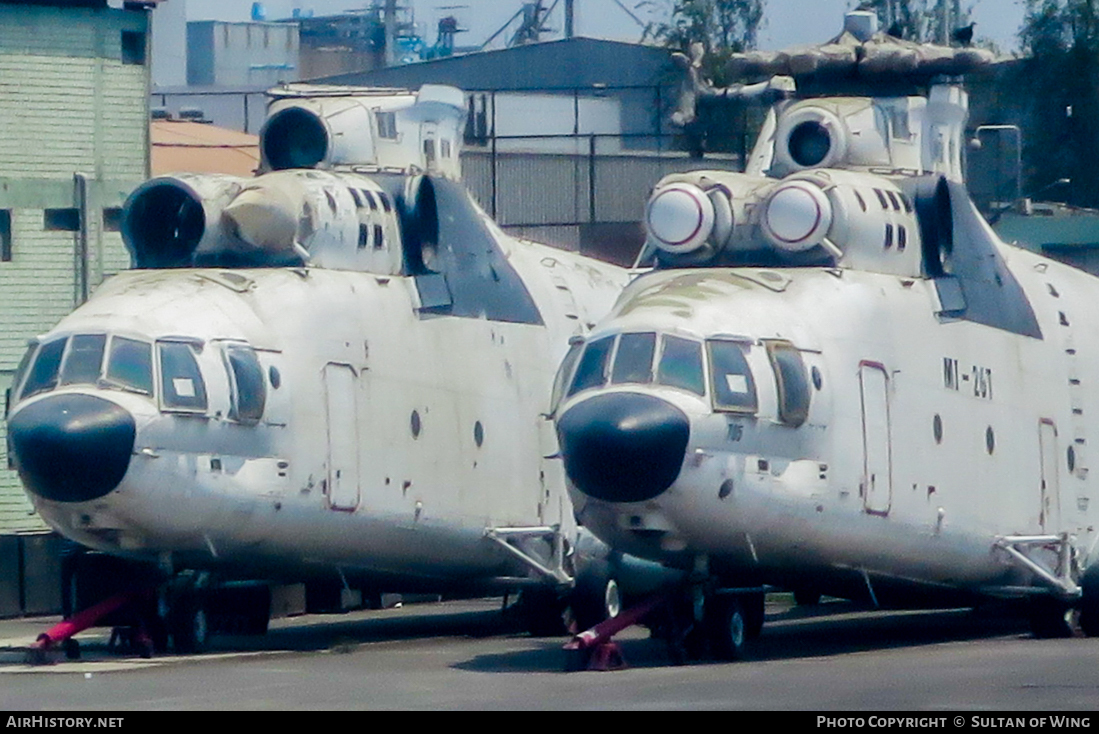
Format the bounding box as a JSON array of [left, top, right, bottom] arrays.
[[310, 37, 673, 92], [150, 120, 259, 176]]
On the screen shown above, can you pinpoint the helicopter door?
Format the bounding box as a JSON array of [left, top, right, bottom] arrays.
[[1039, 419, 1061, 532], [859, 362, 893, 515], [324, 363, 360, 511]]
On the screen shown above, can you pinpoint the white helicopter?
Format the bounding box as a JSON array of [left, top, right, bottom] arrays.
[[553, 15, 1099, 662], [5, 83, 629, 653]]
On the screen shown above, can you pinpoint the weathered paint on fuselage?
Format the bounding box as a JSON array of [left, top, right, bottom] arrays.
[[12, 233, 626, 592], [563, 242, 1099, 604]]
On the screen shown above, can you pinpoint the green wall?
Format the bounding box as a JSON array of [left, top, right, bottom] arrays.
[[0, 3, 149, 533]]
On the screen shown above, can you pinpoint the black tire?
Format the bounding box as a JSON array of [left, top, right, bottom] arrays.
[[570, 561, 621, 632], [1079, 564, 1099, 637], [742, 591, 765, 639], [515, 587, 567, 637], [170, 595, 209, 654], [707, 596, 748, 661], [1029, 596, 1074, 639]]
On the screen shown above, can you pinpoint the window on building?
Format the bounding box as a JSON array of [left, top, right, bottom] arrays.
[[102, 208, 122, 232], [44, 209, 79, 232], [1, 210, 11, 261], [121, 30, 146, 66]]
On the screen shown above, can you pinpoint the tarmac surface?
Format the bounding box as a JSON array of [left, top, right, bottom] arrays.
[[0, 596, 1097, 711]]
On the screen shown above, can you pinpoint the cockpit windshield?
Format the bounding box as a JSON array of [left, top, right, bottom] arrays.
[[567, 335, 614, 397], [656, 336, 705, 396], [565, 332, 708, 399], [13, 334, 208, 409], [611, 332, 656, 385], [19, 338, 67, 399], [59, 334, 107, 386], [103, 337, 154, 395]]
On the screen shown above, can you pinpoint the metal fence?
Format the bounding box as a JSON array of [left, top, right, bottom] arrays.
[[461, 134, 746, 228]]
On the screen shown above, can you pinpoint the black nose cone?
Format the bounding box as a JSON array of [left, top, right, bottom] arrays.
[[8, 394, 135, 503], [557, 392, 690, 503]]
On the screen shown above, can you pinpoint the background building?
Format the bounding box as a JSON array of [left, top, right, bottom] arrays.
[[186, 20, 298, 87], [0, 0, 156, 616]]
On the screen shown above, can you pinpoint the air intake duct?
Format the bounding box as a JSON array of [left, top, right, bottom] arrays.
[[260, 97, 375, 172], [121, 174, 245, 268]]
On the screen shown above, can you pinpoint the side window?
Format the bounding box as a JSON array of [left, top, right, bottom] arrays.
[[657, 335, 706, 397], [568, 335, 615, 397], [159, 341, 208, 412], [611, 332, 656, 385], [551, 340, 584, 413], [225, 345, 265, 423], [105, 337, 154, 395], [10, 342, 38, 405], [20, 338, 67, 399], [60, 334, 107, 387], [707, 340, 757, 413], [376, 111, 398, 139], [767, 341, 810, 427]]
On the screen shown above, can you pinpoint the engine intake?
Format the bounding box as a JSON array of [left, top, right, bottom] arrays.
[[121, 174, 245, 268]]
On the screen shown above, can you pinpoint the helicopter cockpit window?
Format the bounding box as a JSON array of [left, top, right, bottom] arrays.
[[707, 340, 757, 413], [551, 340, 584, 413], [225, 345, 266, 423], [59, 334, 106, 387], [611, 332, 657, 385], [10, 342, 37, 405], [766, 341, 810, 427], [159, 341, 208, 412], [19, 337, 66, 399], [105, 337, 153, 395], [657, 335, 706, 397], [567, 335, 614, 397]]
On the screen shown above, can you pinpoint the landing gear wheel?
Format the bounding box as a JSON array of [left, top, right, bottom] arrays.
[[63, 638, 81, 660], [742, 591, 765, 639], [707, 596, 748, 661], [170, 595, 209, 654], [571, 561, 621, 631], [1029, 596, 1074, 639], [1079, 564, 1099, 637], [515, 587, 567, 637]]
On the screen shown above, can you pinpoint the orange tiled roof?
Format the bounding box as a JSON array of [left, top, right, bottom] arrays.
[[151, 120, 260, 177]]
